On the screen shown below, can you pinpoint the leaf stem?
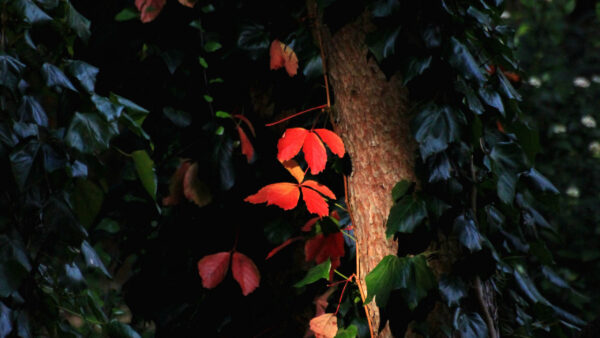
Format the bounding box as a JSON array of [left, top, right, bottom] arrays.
[[265, 104, 327, 127], [113, 147, 132, 157], [333, 269, 349, 280], [341, 230, 356, 242]]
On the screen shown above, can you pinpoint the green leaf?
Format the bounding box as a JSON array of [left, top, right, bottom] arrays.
[[391, 180, 414, 202], [0, 53, 26, 91], [497, 172, 517, 204], [114, 8, 138, 21], [386, 197, 427, 237], [10, 141, 40, 191], [294, 259, 331, 287], [366, 26, 401, 63], [215, 111, 231, 118], [203, 95, 213, 103], [448, 37, 485, 83], [509, 122, 540, 163], [404, 255, 436, 309], [413, 104, 462, 159], [370, 0, 399, 17], [66, 160, 88, 178], [66, 60, 98, 93], [466, 6, 491, 27], [453, 213, 482, 252], [335, 325, 358, 338], [67, 2, 91, 41], [120, 113, 151, 143], [41, 63, 78, 92], [403, 56, 432, 85], [303, 55, 323, 80], [163, 107, 191, 127], [161, 50, 184, 75], [0, 235, 32, 298], [237, 23, 269, 59], [521, 168, 558, 194], [478, 87, 504, 115], [365, 255, 409, 308], [81, 240, 111, 278], [439, 275, 467, 307], [198, 57, 208, 68], [209, 77, 224, 84], [424, 196, 450, 218], [490, 142, 528, 203], [456, 78, 484, 115], [15, 0, 52, 24], [92, 94, 123, 121], [453, 308, 488, 338], [513, 265, 548, 304], [132, 150, 157, 200], [204, 41, 222, 53], [201, 4, 215, 13], [71, 179, 104, 228], [0, 302, 12, 336], [18, 96, 48, 127], [105, 321, 141, 338], [497, 72, 521, 101], [96, 218, 120, 234], [65, 112, 118, 154], [110, 93, 149, 115], [212, 134, 235, 190]]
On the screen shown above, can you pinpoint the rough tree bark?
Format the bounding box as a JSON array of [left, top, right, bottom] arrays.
[[310, 7, 415, 337]]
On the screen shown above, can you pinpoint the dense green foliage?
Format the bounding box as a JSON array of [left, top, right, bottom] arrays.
[[1, 0, 598, 337]]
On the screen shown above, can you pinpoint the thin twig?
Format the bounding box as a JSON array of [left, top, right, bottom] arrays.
[[265, 104, 327, 127]]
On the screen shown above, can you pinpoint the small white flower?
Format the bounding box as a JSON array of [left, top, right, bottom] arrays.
[[551, 124, 566, 134], [528, 76, 541, 88], [581, 115, 597, 128], [566, 186, 580, 198], [573, 77, 591, 88], [500, 11, 511, 19], [592, 75, 600, 83], [589, 141, 600, 157]]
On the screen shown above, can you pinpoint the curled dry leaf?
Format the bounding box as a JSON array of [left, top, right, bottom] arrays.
[[269, 40, 298, 77], [309, 313, 338, 338], [183, 162, 212, 207], [232, 252, 260, 296], [162, 160, 191, 206], [178, 0, 196, 8], [197, 252, 231, 289], [135, 0, 166, 23]]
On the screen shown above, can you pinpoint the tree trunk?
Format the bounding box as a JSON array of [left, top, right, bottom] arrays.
[[311, 8, 416, 337]]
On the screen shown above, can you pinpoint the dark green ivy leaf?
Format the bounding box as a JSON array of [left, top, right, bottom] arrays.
[[391, 180, 414, 202], [81, 240, 111, 278], [497, 72, 521, 101], [294, 259, 331, 287], [213, 134, 235, 190], [15, 0, 52, 24], [0, 235, 32, 298], [10, 141, 40, 191], [478, 87, 504, 115], [163, 107, 191, 127], [521, 168, 558, 194], [456, 78, 484, 115], [439, 275, 467, 307], [65, 112, 118, 154], [413, 104, 462, 159], [18, 96, 48, 127], [105, 321, 141, 338], [403, 255, 436, 309], [448, 37, 485, 84], [0, 302, 12, 337], [370, 0, 400, 17], [403, 56, 432, 85], [237, 23, 269, 60], [42, 63, 77, 92], [466, 6, 491, 27], [71, 179, 104, 228], [453, 213, 483, 252], [453, 308, 488, 338], [131, 150, 157, 200], [161, 50, 184, 75], [67, 2, 91, 41], [42, 143, 65, 172], [490, 142, 527, 203], [366, 26, 401, 63], [386, 196, 427, 237], [0, 53, 26, 91], [114, 8, 139, 21], [335, 325, 358, 338], [365, 255, 410, 308], [66, 60, 98, 93], [92, 94, 123, 121]]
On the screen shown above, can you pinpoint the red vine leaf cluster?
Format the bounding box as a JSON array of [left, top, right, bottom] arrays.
[[197, 251, 260, 296], [269, 40, 299, 77], [277, 128, 345, 174], [305, 232, 345, 277]]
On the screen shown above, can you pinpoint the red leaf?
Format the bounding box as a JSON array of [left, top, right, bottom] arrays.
[[233, 114, 256, 137], [282, 159, 305, 184], [303, 132, 327, 174], [162, 160, 191, 206], [496, 120, 505, 133], [197, 252, 231, 289], [486, 64, 496, 75], [302, 217, 319, 232], [265, 236, 302, 259], [178, 0, 196, 8], [314, 129, 345, 158], [236, 126, 255, 163], [135, 0, 166, 23], [301, 187, 329, 217], [183, 162, 212, 207], [277, 128, 308, 163], [244, 182, 300, 210], [309, 313, 338, 338], [302, 180, 336, 200], [269, 40, 298, 77], [305, 233, 345, 271], [232, 252, 260, 296], [503, 71, 521, 83]]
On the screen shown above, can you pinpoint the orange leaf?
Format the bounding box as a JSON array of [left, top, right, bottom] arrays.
[[282, 159, 305, 184], [197, 252, 231, 289], [302, 180, 336, 200], [162, 160, 191, 206], [236, 126, 255, 163], [305, 233, 345, 267], [244, 182, 300, 210], [232, 252, 260, 296], [265, 236, 302, 259], [135, 0, 166, 23], [269, 40, 298, 77], [178, 0, 196, 8], [309, 313, 338, 338], [277, 128, 308, 163], [301, 186, 329, 217], [303, 132, 327, 174], [314, 129, 345, 158], [234, 114, 256, 137], [502, 71, 521, 83], [183, 162, 212, 207]]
